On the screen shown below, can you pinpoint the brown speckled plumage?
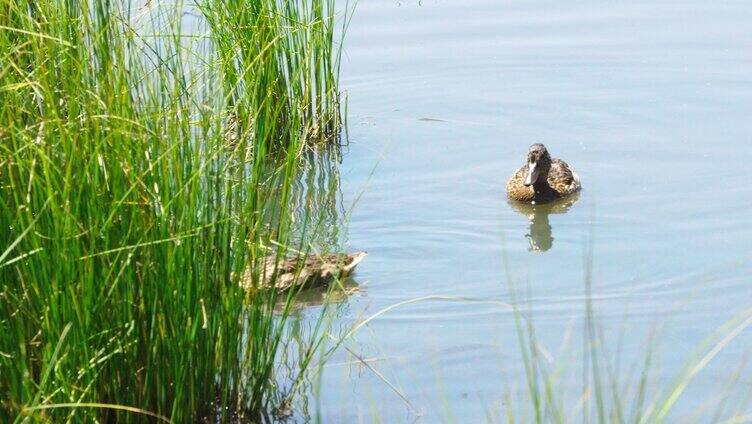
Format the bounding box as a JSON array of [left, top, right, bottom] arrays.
[[239, 252, 367, 292], [506, 144, 581, 204]]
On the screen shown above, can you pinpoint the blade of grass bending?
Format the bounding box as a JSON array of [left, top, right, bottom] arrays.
[[334, 295, 513, 346], [0, 248, 43, 268], [0, 197, 50, 266], [77, 229, 207, 259], [647, 308, 752, 422], [25, 322, 72, 411], [22, 403, 171, 423], [710, 354, 750, 423], [0, 25, 73, 46], [327, 334, 420, 416]]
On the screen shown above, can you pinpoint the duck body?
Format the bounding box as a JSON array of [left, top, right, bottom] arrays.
[[506, 144, 581, 204], [240, 252, 367, 292]]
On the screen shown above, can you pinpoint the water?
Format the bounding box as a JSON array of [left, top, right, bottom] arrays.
[[299, 0, 752, 421]]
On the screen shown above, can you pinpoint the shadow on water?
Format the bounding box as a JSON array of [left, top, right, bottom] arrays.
[[276, 278, 360, 315], [507, 192, 580, 252]]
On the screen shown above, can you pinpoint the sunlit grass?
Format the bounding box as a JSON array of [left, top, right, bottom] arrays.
[[500, 233, 752, 423], [501, 284, 752, 423], [0, 0, 348, 421]]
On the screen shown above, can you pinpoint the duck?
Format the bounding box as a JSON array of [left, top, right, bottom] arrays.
[[239, 251, 367, 292], [506, 143, 581, 204]]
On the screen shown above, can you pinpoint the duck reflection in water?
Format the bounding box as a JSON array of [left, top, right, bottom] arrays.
[[508, 192, 580, 252]]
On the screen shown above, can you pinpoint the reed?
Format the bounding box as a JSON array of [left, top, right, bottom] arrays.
[[499, 232, 752, 423], [501, 282, 752, 423], [0, 0, 346, 421]]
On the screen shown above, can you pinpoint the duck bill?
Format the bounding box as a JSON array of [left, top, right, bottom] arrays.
[[523, 163, 538, 186]]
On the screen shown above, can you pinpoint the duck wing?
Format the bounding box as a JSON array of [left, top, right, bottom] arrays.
[[547, 159, 581, 195]]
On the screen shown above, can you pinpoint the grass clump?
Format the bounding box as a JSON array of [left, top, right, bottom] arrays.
[[499, 241, 752, 423], [0, 0, 347, 421]]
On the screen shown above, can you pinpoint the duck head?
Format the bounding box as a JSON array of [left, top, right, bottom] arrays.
[[523, 143, 552, 187]]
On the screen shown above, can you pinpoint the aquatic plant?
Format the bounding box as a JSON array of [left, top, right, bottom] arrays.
[[503, 256, 752, 423], [0, 0, 348, 421], [328, 244, 752, 422]]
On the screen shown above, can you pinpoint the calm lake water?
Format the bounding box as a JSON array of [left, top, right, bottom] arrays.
[[300, 0, 752, 421]]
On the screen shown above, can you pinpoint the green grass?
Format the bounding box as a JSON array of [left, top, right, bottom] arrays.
[[500, 282, 752, 424], [497, 232, 752, 423], [0, 0, 348, 421]]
